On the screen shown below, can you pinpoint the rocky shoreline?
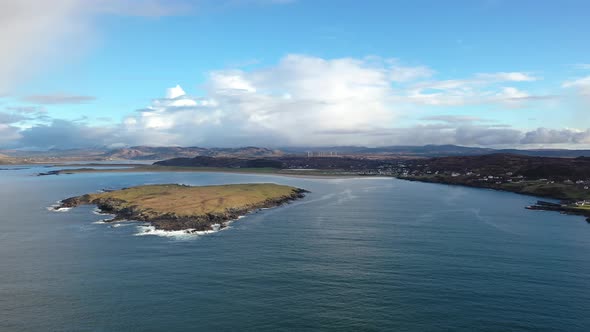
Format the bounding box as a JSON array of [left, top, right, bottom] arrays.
[[57, 186, 308, 232], [402, 175, 568, 200], [526, 201, 590, 223], [402, 176, 590, 222]]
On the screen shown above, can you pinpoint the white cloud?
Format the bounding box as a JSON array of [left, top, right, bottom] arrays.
[[0, 0, 185, 94], [121, 55, 398, 146], [102, 55, 564, 147], [405, 72, 547, 106], [165, 85, 188, 99], [0, 0, 89, 94], [389, 65, 434, 82], [497, 87, 529, 99], [493, 87, 534, 108], [209, 71, 257, 93], [563, 75, 590, 95], [476, 72, 538, 82], [1, 51, 586, 149], [421, 115, 489, 124], [574, 64, 590, 70], [4, 54, 571, 148]]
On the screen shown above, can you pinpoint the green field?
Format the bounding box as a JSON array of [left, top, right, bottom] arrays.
[[404, 175, 590, 201], [502, 181, 590, 201]]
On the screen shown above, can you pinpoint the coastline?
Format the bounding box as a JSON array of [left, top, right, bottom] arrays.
[[43, 164, 590, 222], [37, 165, 375, 179], [401, 176, 590, 222]]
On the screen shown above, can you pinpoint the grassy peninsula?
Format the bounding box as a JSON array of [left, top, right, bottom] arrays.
[[57, 183, 308, 231]]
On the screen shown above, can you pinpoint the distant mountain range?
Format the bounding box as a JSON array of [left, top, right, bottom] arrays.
[[0, 153, 19, 164], [104, 146, 283, 160], [2, 144, 590, 163], [0, 146, 284, 163]]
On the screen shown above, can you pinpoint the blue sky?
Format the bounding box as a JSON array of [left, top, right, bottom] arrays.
[[1, 0, 590, 149]]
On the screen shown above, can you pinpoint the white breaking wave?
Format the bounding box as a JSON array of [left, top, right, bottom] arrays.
[[47, 198, 249, 239], [92, 207, 113, 216], [110, 223, 132, 228], [132, 216, 246, 239], [53, 207, 71, 212], [48, 200, 70, 212], [133, 225, 214, 239]]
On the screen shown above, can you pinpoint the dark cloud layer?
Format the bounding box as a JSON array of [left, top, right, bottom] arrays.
[[521, 128, 590, 145], [5, 118, 589, 150], [18, 120, 115, 149], [21, 94, 96, 105], [0, 112, 28, 124]]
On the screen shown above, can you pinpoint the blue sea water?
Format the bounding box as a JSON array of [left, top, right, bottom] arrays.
[[1, 166, 589, 331]]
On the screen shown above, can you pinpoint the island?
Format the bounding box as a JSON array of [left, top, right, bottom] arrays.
[[42, 152, 590, 222], [56, 183, 308, 232]]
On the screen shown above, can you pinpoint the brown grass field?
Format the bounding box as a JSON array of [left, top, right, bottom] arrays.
[[84, 183, 301, 216]]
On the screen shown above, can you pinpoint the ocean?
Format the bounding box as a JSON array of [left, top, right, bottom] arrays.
[[1, 165, 589, 331]]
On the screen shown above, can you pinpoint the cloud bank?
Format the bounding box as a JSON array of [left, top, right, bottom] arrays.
[[3, 54, 588, 149], [5, 1, 587, 150]]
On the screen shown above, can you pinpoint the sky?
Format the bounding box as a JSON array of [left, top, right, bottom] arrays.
[[1, 0, 590, 149]]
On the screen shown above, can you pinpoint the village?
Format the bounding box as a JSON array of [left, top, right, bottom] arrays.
[[352, 157, 590, 208]]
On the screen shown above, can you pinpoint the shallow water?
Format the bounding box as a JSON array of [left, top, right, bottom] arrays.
[[1, 165, 589, 331]]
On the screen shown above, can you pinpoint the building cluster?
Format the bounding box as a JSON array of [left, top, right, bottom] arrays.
[[355, 162, 590, 191]]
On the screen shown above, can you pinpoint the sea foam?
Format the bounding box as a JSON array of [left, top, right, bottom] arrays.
[[92, 207, 113, 216], [52, 207, 72, 212], [133, 217, 244, 239], [47, 200, 68, 212], [134, 225, 207, 239]]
